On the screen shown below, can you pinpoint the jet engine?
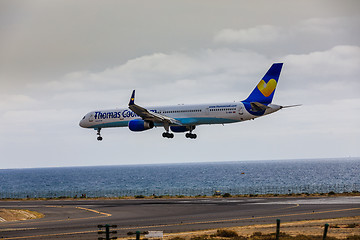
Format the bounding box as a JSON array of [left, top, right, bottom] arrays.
[[128, 119, 154, 132]]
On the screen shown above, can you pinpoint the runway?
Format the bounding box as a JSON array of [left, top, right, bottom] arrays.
[[0, 197, 359, 239]]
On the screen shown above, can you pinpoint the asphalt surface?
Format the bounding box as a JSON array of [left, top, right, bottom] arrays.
[[0, 197, 359, 239]]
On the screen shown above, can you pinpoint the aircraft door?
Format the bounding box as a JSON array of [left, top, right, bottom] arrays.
[[237, 105, 245, 121], [205, 107, 210, 115], [238, 105, 244, 115]]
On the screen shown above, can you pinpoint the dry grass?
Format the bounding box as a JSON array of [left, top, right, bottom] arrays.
[[0, 209, 44, 221], [162, 216, 360, 240]]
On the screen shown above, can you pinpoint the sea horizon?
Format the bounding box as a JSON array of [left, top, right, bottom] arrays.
[[1, 156, 359, 170], [1, 157, 359, 199]]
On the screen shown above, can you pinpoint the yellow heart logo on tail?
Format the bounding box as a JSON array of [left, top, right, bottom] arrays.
[[257, 79, 277, 97]]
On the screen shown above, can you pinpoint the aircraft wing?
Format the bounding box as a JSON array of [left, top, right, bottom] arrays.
[[128, 90, 182, 125]]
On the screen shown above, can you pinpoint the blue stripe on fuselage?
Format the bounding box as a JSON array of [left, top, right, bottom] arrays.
[[177, 117, 238, 125], [91, 121, 130, 129], [91, 117, 238, 129]]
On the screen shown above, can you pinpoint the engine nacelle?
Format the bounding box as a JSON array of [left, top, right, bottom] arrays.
[[170, 126, 196, 133], [128, 119, 154, 132]]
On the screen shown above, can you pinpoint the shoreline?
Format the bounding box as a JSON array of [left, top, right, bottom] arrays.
[[1, 191, 359, 201]]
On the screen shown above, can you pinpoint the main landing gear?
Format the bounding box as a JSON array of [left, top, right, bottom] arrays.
[[162, 123, 174, 138], [96, 128, 103, 141], [185, 132, 197, 139], [162, 132, 174, 138], [162, 124, 197, 139], [185, 126, 197, 139], [162, 132, 196, 139]]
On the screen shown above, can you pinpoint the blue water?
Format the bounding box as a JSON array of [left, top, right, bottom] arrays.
[[0, 158, 359, 198]]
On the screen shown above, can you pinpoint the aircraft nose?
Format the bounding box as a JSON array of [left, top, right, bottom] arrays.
[[79, 117, 87, 128]]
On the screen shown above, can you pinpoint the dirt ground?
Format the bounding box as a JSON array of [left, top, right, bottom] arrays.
[[0, 209, 44, 222], [163, 216, 360, 239]]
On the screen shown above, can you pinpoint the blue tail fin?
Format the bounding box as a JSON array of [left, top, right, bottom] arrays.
[[244, 63, 283, 104]]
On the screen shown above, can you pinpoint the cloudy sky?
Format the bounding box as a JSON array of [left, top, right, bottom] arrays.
[[1, 0, 359, 169]]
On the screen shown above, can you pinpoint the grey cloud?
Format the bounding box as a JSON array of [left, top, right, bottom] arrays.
[[33, 49, 269, 103], [213, 17, 360, 57], [6, 44, 359, 115], [214, 25, 282, 44]]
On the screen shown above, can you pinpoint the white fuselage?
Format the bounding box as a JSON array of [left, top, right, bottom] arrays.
[[79, 63, 288, 140], [79, 102, 281, 130]]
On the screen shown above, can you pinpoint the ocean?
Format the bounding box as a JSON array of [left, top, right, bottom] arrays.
[[0, 158, 359, 198]]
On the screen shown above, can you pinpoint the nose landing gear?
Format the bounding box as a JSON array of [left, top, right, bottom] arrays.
[[96, 128, 103, 141]]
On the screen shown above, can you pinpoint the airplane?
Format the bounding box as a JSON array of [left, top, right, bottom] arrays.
[[79, 63, 299, 140]]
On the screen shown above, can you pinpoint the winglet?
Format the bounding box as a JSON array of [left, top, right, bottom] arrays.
[[129, 90, 135, 106]]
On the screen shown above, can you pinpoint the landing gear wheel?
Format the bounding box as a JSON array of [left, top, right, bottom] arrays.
[[96, 128, 103, 141], [162, 132, 174, 138], [185, 133, 197, 139]]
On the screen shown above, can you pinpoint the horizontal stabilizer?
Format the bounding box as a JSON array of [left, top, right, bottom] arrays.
[[250, 102, 270, 112]]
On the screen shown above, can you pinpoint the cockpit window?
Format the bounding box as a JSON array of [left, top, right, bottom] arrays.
[[82, 116, 86, 120]]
